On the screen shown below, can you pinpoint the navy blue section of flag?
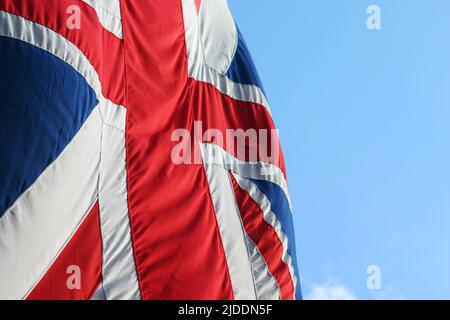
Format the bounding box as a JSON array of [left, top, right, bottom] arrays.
[[250, 178, 302, 299], [226, 27, 265, 93], [0, 36, 98, 215]]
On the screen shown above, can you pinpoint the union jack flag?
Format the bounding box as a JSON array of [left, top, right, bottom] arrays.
[[0, 0, 301, 300]]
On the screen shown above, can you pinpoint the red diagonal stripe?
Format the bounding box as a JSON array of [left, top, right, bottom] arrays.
[[27, 202, 102, 300], [190, 79, 287, 176], [229, 172, 295, 300]]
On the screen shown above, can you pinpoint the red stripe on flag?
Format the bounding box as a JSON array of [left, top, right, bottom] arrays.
[[121, 0, 234, 299], [229, 173, 295, 300], [195, 0, 202, 14], [27, 202, 102, 300], [0, 0, 126, 106], [189, 79, 287, 176]]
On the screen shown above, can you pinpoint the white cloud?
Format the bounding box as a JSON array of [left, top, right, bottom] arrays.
[[306, 278, 356, 300]]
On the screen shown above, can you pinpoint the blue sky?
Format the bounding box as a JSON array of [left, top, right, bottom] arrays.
[[228, 0, 450, 299]]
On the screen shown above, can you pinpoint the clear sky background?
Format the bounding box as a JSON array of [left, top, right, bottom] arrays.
[[228, 0, 450, 299]]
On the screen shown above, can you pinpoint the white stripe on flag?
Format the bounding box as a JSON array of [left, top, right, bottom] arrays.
[[203, 163, 257, 300], [98, 104, 141, 300], [201, 143, 286, 300], [0, 108, 102, 300], [181, 0, 270, 111], [81, 0, 123, 38], [232, 173, 298, 300], [200, 143, 292, 211], [244, 235, 281, 300]]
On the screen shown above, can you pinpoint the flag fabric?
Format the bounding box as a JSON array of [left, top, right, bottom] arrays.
[[0, 0, 301, 300]]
